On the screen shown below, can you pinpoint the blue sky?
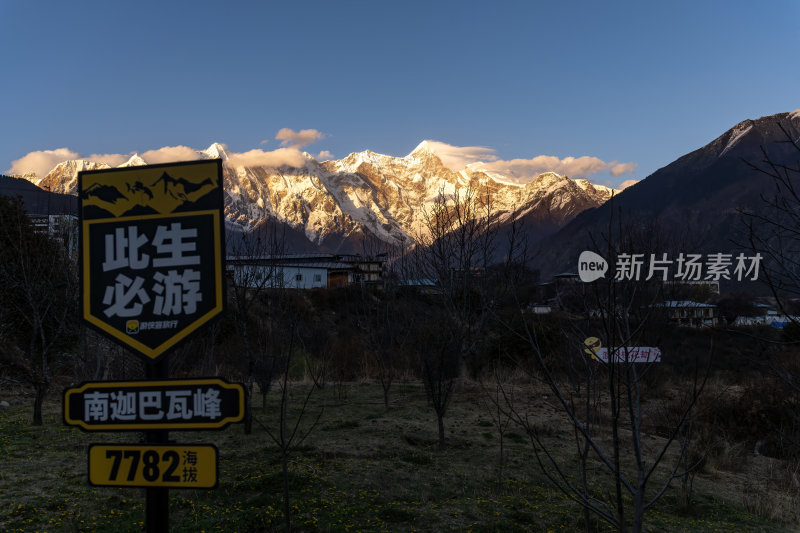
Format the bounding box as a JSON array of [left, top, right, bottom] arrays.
[[2, 0, 798, 187]]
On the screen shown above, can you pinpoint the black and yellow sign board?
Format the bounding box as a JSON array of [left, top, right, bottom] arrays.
[[64, 378, 245, 431], [88, 444, 217, 489], [78, 160, 225, 361]]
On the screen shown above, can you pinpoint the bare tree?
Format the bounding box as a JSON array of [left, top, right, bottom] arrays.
[[481, 357, 517, 482], [228, 221, 287, 433], [417, 316, 461, 449], [254, 304, 324, 532], [415, 181, 498, 387], [741, 122, 800, 318], [253, 277, 297, 409], [740, 121, 800, 456], [407, 181, 498, 447], [0, 195, 79, 425], [497, 208, 710, 533], [356, 284, 413, 409]]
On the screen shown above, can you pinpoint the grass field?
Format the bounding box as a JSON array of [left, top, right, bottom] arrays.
[[1, 379, 797, 532]]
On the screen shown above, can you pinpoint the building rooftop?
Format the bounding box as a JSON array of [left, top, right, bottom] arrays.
[[655, 300, 717, 308]]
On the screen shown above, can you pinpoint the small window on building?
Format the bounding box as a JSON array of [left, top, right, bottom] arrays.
[[295, 274, 303, 281], [314, 274, 321, 282]]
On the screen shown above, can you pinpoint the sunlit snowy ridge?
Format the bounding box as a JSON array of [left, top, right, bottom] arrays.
[[20, 142, 619, 249]]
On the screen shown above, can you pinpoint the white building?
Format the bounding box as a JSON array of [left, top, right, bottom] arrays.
[[227, 253, 385, 290]]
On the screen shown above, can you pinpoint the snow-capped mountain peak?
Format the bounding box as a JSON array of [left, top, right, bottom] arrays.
[[119, 153, 147, 167], [408, 140, 435, 156], [405, 141, 448, 168], [38, 159, 110, 194], [202, 142, 229, 160], [573, 178, 617, 201]]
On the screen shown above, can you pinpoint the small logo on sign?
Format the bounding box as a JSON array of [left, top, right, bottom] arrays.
[[583, 337, 602, 359], [578, 251, 608, 282], [126, 320, 139, 334]]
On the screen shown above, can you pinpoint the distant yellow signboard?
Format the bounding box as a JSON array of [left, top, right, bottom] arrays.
[[582, 337, 661, 363], [78, 160, 225, 361], [88, 444, 217, 489]]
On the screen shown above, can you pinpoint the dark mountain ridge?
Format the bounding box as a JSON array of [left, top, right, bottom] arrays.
[[0, 174, 77, 216], [534, 110, 800, 279]]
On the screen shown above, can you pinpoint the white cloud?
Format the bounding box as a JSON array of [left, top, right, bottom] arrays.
[[481, 155, 615, 181], [316, 150, 334, 161], [226, 147, 306, 168], [6, 140, 320, 178], [141, 145, 201, 164], [275, 128, 326, 148], [422, 141, 636, 183], [7, 148, 80, 178], [609, 162, 637, 177], [87, 153, 130, 167], [419, 140, 498, 169]]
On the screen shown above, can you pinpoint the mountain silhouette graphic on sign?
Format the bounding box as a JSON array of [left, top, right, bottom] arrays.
[[81, 167, 218, 218], [82, 182, 127, 203], [153, 172, 215, 202], [126, 181, 154, 200]]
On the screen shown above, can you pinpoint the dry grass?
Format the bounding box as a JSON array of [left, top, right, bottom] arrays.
[[1, 379, 798, 532]]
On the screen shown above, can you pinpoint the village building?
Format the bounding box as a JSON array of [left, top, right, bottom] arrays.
[[226, 253, 386, 290], [655, 300, 718, 328]]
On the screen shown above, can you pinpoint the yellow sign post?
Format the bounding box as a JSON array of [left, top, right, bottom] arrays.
[[76, 160, 229, 531]]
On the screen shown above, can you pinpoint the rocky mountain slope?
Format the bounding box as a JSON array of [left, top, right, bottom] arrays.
[[18, 142, 617, 253]]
